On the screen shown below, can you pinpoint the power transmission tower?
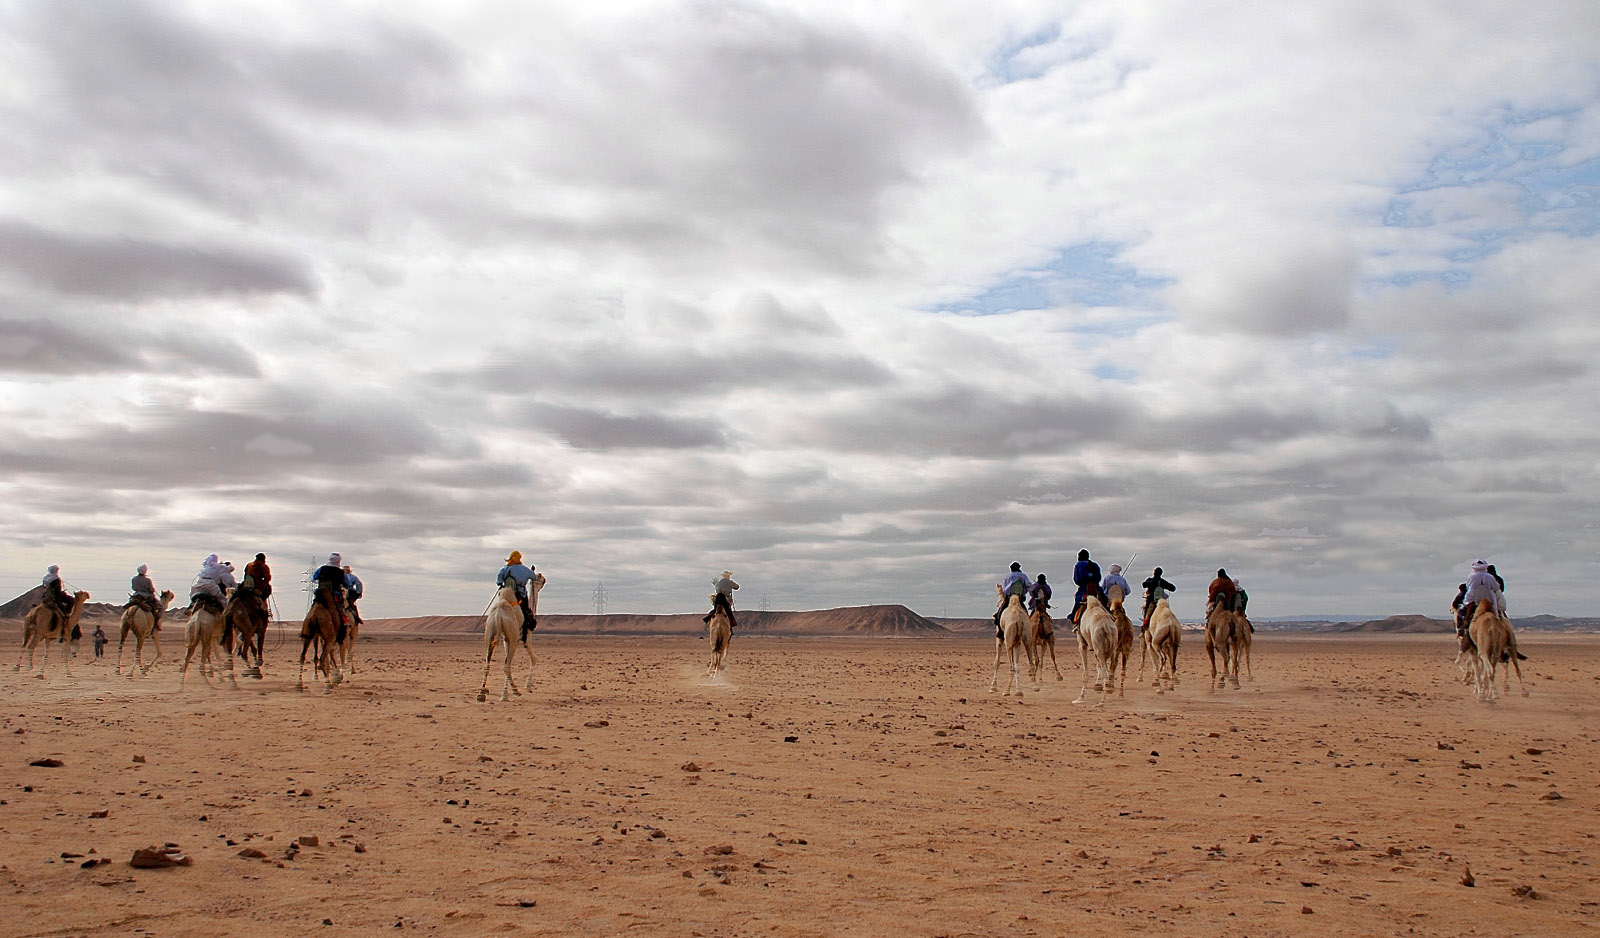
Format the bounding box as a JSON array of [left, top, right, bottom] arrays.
[[759, 593, 772, 612], [592, 581, 608, 615]]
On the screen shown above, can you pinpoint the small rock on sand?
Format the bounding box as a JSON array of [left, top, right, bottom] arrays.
[[130, 845, 191, 868]]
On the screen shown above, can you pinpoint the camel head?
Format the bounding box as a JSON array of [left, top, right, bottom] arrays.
[[158, 589, 176, 609], [1106, 585, 1125, 609]]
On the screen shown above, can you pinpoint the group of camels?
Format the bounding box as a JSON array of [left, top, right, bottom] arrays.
[[989, 584, 1246, 702], [13, 584, 358, 692]]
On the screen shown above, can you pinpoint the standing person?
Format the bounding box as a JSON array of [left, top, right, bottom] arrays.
[[1028, 573, 1052, 616], [993, 562, 1030, 634], [92, 625, 108, 658], [311, 553, 349, 632], [496, 551, 539, 632], [1069, 550, 1103, 625], [189, 554, 235, 612], [705, 570, 740, 631], [342, 565, 364, 627], [1206, 568, 1237, 616], [1141, 567, 1177, 630], [1101, 563, 1133, 604]]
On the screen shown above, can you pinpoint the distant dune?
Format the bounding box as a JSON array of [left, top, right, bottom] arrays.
[[363, 604, 952, 636], [0, 584, 126, 621]]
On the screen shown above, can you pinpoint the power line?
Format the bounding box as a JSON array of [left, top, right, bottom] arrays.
[[591, 581, 608, 615]]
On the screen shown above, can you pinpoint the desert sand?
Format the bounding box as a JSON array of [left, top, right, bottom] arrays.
[[3, 629, 1597, 937]]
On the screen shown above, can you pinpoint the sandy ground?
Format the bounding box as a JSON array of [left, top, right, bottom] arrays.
[[2, 629, 1597, 938]]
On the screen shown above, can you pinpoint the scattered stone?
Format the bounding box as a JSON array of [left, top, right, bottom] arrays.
[[517, 900, 536, 908], [704, 844, 734, 856], [649, 830, 666, 839], [1386, 846, 1403, 856], [132, 755, 145, 763], [298, 836, 319, 847], [353, 843, 367, 853], [1247, 834, 1260, 844], [1525, 748, 1545, 755], [1458, 761, 1482, 770], [583, 720, 609, 728], [89, 810, 108, 818], [130, 845, 191, 868], [1511, 884, 1539, 899], [299, 789, 313, 797], [1460, 866, 1475, 887], [1540, 791, 1564, 801], [61, 852, 83, 858], [80, 858, 109, 868], [1437, 742, 1454, 750], [1301, 906, 1313, 914], [783, 736, 799, 743], [682, 869, 693, 878], [478, 755, 493, 762], [238, 848, 268, 858], [1075, 849, 1090, 859], [28, 758, 64, 768], [681, 762, 701, 773]]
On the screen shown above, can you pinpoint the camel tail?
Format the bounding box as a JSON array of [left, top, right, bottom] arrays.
[[713, 634, 725, 654]]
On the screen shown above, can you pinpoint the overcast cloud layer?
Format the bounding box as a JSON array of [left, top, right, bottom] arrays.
[[3, 0, 1597, 619]]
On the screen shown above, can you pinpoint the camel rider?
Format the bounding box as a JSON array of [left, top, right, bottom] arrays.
[[1450, 583, 1468, 632], [1487, 564, 1505, 593], [1231, 578, 1249, 615], [189, 554, 234, 613], [1141, 568, 1176, 629], [1460, 559, 1504, 631], [1069, 550, 1103, 625], [705, 571, 740, 631], [312, 553, 350, 634], [994, 562, 1030, 635], [128, 564, 163, 626], [496, 551, 540, 632], [240, 553, 272, 600], [1101, 564, 1132, 605], [1206, 568, 1236, 616], [1028, 573, 1052, 616], [342, 566, 364, 626], [42, 565, 74, 621]]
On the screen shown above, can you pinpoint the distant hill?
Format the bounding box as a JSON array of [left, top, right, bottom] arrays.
[[0, 585, 124, 621], [363, 604, 952, 636]]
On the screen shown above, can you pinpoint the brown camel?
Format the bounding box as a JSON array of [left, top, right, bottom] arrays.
[[16, 591, 91, 677], [220, 590, 270, 678], [116, 590, 174, 676], [989, 589, 1032, 696], [1143, 598, 1182, 692], [478, 585, 528, 701], [1073, 598, 1117, 705], [1467, 598, 1527, 701], [337, 607, 360, 676], [297, 600, 344, 691], [1204, 603, 1240, 690], [1107, 585, 1135, 698], [707, 602, 733, 675], [1030, 605, 1064, 682]]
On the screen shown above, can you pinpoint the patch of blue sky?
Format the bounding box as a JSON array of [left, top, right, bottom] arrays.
[[1377, 102, 1600, 285], [933, 241, 1172, 318], [982, 23, 1106, 85], [1091, 362, 1136, 382]]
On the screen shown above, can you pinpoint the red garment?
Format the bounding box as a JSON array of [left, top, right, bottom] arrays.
[[244, 560, 271, 587], [1207, 576, 1236, 607]]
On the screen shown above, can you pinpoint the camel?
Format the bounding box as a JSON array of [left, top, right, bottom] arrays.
[[707, 601, 733, 675], [1143, 598, 1182, 692], [220, 590, 270, 678], [337, 609, 360, 675], [179, 599, 235, 685], [1073, 598, 1118, 705], [297, 599, 344, 691], [16, 591, 91, 676], [1029, 604, 1064, 682], [1204, 603, 1241, 690], [1234, 610, 1254, 681], [989, 589, 1032, 696], [1107, 585, 1135, 698], [1467, 599, 1528, 701], [116, 590, 174, 676], [478, 585, 529, 701]]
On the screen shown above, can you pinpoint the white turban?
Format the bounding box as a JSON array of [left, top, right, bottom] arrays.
[[47, 564, 59, 574], [329, 553, 342, 566], [137, 564, 148, 575], [1470, 559, 1489, 572], [203, 554, 219, 566], [1108, 564, 1122, 575]]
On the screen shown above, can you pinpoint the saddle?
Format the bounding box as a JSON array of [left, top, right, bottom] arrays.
[[190, 593, 225, 614]]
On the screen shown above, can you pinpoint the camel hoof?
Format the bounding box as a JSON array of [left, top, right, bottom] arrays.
[[476, 690, 487, 702], [499, 693, 510, 702]]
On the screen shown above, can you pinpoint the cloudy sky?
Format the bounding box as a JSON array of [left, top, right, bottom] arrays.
[[2, 0, 1597, 620]]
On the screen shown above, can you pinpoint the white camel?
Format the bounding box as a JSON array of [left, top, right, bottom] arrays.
[[179, 600, 235, 685], [116, 590, 175, 676], [989, 588, 1032, 696], [1073, 599, 1118, 705], [1106, 585, 1135, 698], [478, 585, 530, 701], [1143, 598, 1182, 692], [16, 591, 91, 677]]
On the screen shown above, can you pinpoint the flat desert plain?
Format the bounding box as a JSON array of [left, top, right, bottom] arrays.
[[2, 631, 1597, 937]]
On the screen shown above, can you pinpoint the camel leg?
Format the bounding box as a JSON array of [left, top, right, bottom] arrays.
[[1206, 638, 1219, 691], [521, 637, 536, 693], [179, 635, 199, 684], [985, 630, 998, 691], [500, 636, 516, 700], [115, 623, 130, 675], [322, 636, 343, 688], [478, 632, 497, 701], [1046, 638, 1063, 681], [297, 633, 314, 690], [1004, 644, 1022, 697]]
